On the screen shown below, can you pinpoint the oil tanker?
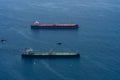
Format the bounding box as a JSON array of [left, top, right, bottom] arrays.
[[22, 48, 80, 58], [31, 21, 79, 29]]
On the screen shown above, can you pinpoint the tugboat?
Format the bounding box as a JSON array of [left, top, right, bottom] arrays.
[[31, 21, 79, 29], [21, 48, 80, 58]]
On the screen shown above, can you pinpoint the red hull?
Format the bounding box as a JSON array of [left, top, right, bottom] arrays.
[[31, 24, 78, 29]]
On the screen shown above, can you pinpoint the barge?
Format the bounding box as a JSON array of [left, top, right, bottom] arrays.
[[22, 48, 80, 58], [31, 21, 79, 29]]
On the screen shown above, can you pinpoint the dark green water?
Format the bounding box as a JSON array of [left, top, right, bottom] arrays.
[[0, 0, 120, 80]]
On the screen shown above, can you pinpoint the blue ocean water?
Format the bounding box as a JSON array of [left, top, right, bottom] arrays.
[[0, 0, 120, 80]]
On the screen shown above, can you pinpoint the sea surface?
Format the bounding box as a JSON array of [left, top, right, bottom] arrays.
[[0, 0, 120, 80]]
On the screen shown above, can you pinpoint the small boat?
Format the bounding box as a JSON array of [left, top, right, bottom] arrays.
[[21, 48, 80, 58], [1, 39, 7, 43], [56, 42, 62, 45], [31, 21, 79, 29]]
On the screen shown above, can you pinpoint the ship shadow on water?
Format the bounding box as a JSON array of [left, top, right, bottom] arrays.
[[21, 55, 80, 61], [21, 56, 80, 65], [30, 28, 79, 32]]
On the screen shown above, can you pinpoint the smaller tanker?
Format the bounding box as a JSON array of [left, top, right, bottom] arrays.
[[31, 21, 79, 29]]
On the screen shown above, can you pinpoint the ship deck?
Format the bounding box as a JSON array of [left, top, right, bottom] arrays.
[[31, 24, 78, 26], [23, 52, 79, 55], [22, 52, 80, 58], [31, 23, 79, 29]]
